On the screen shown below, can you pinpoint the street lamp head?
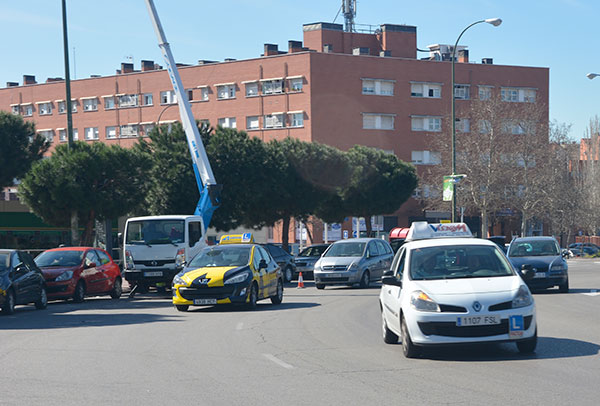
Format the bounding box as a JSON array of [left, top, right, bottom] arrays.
[[484, 18, 502, 27], [586, 73, 600, 80]]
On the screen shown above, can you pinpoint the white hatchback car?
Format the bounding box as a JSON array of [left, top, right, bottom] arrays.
[[380, 222, 537, 358]]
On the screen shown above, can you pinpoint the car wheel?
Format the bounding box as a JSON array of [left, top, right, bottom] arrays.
[[401, 316, 419, 358], [175, 304, 189, 312], [270, 279, 283, 305], [517, 328, 537, 354], [35, 286, 48, 310], [559, 278, 569, 293], [110, 278, 122, 299], [73, 280, 86, 303], [382, 308, 398, 344], [359, 271, 370, 289], [2, 289, 15, 315], [247, 283, 258, 310], [284, 266, 293, 283], [316, 284, 325, 290]]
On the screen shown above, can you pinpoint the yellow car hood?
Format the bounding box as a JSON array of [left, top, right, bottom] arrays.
[[180, 266, 239, 287]]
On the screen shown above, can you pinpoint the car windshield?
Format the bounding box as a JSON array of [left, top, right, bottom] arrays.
[[35, 250, 84, 267], [410, 245, 514, 281], [188, 246, 251, 268], [126, 220, 185, 245], [509, 240, 560, 257], [298, 245, 328, 257], [324, 242, 366, 257]]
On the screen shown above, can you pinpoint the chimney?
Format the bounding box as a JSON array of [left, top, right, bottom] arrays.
[[458, 49, 469, 63], [46, 77, 64, 83], [23, 75, 36, 85], [197, 60, 217, 65], [379, 50, 392, 57], [6, 82, 19, 87], [323, 44, 333, 53], [141, 60, 155, 71], [224, 58, 237, 62], [482, 58, 494, 65], [352, 47, 370, 56], [264, 43, 279, 56], [120, 62, 134, 74], [288, 40, 303, 53]]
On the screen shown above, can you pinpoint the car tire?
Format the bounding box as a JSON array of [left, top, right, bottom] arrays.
[[270, 279, 283, 305], [2, 289, 15, 315], [35, 286, 48, 310], [517, 328, 537, 354], [284, 266, 293, 283], [401, 316, 419, 358], [110, 278, 122, 299], [359, 271, 370, 289], [175, 304, 189, 312], [316, 283, 325, 290], [382, 308, 398, 344], [247, 283, 258, 310], [73, 280, 86, 303], [559, 278, 569, 293]]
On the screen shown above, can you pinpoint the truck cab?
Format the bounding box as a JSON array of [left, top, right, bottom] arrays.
[[123, 215, 206, 290]]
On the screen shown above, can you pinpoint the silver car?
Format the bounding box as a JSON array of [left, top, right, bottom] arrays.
[[313, 238, 393, 289]]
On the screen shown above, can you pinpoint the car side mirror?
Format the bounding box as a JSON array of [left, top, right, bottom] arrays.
[[520, 264, 535, 280], [561, 249, 570, 258], [383, 270, 394, 277], [259, 259, 267, 270], [118, 232, 123, 245], [85, 262, 97, 269], [382, 275, 402, 287]]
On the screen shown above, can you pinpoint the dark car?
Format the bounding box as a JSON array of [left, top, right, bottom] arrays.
[[262, 243, 296, 283], [35, 247, 122, 302], [0, 249, 48, 315], [568, 243, 599, 257], [507, 237, 569, 292], [294, 244, 330, 279]]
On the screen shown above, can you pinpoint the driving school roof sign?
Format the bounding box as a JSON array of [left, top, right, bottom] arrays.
[[406, 222, 473, 241]]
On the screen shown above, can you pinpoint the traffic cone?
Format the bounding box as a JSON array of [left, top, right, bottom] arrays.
[[297, 271, 305, 289]]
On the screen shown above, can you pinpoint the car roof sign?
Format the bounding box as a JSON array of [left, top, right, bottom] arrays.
[[219, 233, 254, 245], [406, 222, 473, 241]]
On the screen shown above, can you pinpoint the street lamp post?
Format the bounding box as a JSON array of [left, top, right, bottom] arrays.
[[450, 18, 502, 222], [586, 73, 600, 80]]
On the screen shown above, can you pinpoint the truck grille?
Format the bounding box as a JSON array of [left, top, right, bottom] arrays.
[[134, 259, 175, 267]]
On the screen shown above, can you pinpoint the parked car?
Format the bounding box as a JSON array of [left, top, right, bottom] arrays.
[[0, 249, 48, 315], [34, 247, 122, 302], [388, 227, 409, 253], [313, 238, 393, 289], [507, 237, 569, 292], [262, 243, 296, 283], [294, 244, 330, 279], [568, 243, 600, 257]]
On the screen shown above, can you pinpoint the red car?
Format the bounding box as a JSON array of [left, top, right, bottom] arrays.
[[34, 247, 122, 302]]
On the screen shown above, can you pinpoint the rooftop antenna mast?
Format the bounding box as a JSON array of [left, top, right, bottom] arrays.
[[342, 0, 356, 32]]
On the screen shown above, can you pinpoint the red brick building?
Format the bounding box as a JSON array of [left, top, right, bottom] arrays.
[[0, 21, 549, 245]]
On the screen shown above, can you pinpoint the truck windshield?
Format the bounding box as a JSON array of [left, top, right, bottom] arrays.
[[126, 220, 185, 245]]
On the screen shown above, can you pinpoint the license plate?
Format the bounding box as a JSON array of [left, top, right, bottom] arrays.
[[324, 273, 338, 278], [456, 315, 501, 326], [143, 271, 163, 277], [533, 272, 546, 278], [194, 298, 217, 305]]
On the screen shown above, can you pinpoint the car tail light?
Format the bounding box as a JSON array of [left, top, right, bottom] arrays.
[[175, 248, 185, 269], [125, 250, 135, 270]]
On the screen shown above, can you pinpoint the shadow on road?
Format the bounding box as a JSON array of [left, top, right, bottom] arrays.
[[185, 301, 320, 313], [532, 288, 600, 295]]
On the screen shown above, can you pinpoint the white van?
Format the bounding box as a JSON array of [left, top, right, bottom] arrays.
[[122, 215, 206, 291]]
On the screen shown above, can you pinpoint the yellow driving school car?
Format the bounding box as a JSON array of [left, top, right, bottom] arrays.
[[172, 234, 283, 311]]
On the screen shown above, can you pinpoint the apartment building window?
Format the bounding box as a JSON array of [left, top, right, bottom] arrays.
[[246, 116, 259, 130], [84, 127, 99, 140], [199, 119, 210, 129], [456, 118, 470, 133], [454, 84, 470, 100], [186, 89, 194, 101], [58, 128, 79, 142], [264, 113, 285, 129], [22, 104, 33, 116], [82, 97, 98, 111], [261, 79, 283, 95], [411, 116, 441, 132], [103, 96, 115, 110], [411, 151, 441, 165], [501, 87, 536, 103], [37, 102, 52, 115], [118, 94, 139, 108], [199, 87, 209, 101], [362, 78, 394, 96], [479, 120, 492, 134], [288, 77, 303, 92], [410, 82, 442, 98], [120, 124, 139, 138], [106, 126, 117, 139], [10, 105, 20, 115], [289, 111, 304, 127], [479, 85, 493, 100], [503, 121, 525, 135], [244, 81, 259, 97], [73, 128, 79, 140], [363, 113, 394, 130], [142, 93, 153, 106], [38, 129, 54, 143], [216, 84, 236, 99], [218, 117, 237, 128], [160, 90, 177, 104], [141, 123, 155, 136]]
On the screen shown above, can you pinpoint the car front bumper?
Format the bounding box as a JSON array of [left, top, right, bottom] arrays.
[[172, 281, 251, 306], [314, 270, 360, 285]]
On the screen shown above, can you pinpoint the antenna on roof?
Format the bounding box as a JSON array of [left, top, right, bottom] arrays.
[[342, 0, 356, 32]]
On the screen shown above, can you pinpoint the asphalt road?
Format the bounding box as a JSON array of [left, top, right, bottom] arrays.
[[1, 260, 599, 405]]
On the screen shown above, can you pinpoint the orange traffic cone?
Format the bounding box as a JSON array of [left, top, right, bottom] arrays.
[[297, 271, 305, 289]]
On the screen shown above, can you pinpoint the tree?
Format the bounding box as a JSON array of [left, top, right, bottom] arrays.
[[19, 142, 149, 245], [0, 111, 49, 187], [578, 116, 600, 235]]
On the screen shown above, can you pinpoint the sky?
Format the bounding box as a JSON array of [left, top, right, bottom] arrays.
[[0, 0, 598, 140]]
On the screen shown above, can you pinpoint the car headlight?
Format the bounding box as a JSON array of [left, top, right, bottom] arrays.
[[55, 271, 73, 282], [224, 272, 251, 285], [347, 262, 359, 271], [512, 285, 533, 308], [172, 274, 186, 286], [410, 290, 440, 312], [551, 261, 567, 271]]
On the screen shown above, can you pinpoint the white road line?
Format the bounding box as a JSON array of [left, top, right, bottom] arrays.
[[582, 290, 600, 296], [263, 353, 294, 369], [236, 322, 244, 330]]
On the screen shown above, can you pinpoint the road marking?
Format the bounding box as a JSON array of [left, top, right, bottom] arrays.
[[236, 322, 244, 330], [263, 353, 294, 369], [582, 290, 600, 296]]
